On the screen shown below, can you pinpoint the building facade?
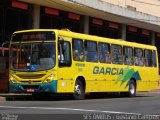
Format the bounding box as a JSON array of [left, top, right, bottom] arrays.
[[102, 0, 160, 17], [0, 0, 160, 60]]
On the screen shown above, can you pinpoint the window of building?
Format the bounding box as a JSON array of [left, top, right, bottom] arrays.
[[40, 7, 63, 29], [124, 46, 133, 65], [63, 19, 82, 33], [0, 0, 31, 45], [134, 48, 144, 66], [63, 12, 82, 33], [126, 26, 139, 43], [89, 18, 105, 37], [144, 50, 152, 67], [140, 35, 151, 45], [111, 44, 123, 64], [98, 42, 110, 63], [106, 22, 121, 39], [89, 18, 121, 39], [4, 1, 31, 45], [40, 7, 83, 33], [72, 39, 84, 61], [85, 41, 98, 62], [139, 29, 151, 45]]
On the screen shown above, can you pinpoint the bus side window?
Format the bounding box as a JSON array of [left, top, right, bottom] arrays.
[[58, 40, 71, 67], [111, 44, 123, 64], [124, 46, 133, 65], [72, 39, 84, 61], [98, 42, 110, 63], [134, 48, 144, 66], [85, 41, 98, 62], [152, 50, 157, 67], [144, 49, 152, 67]]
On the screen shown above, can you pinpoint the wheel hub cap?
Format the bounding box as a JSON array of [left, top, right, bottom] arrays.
[[130, 84, 135, 95], [75, 84, 81, 95]]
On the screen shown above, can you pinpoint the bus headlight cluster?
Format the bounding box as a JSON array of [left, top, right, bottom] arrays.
[[9, 76, 17, 83], [43, 74, 55, 83]]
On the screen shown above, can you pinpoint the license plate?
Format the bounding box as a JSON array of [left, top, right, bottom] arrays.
[[26, 88, 35, 92]]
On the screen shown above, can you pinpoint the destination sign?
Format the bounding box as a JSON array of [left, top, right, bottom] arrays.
[[12, 31, 55, 42]]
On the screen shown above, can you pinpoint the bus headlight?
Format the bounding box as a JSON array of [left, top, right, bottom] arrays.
[[9, 76, 17, 83], [43, 74, 55, 83]]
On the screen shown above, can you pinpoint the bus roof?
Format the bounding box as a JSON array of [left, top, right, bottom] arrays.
[[13, 29, 157, 50]]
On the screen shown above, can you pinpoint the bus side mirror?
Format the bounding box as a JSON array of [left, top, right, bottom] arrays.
[[2, 41, 10, 57], [0, 57, 6, 74]]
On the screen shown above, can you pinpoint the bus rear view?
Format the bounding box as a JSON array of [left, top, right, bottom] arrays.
[[9, 30, 57, 93]]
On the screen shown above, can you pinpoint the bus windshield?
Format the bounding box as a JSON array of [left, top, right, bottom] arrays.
[[10, 42, 56, 71]]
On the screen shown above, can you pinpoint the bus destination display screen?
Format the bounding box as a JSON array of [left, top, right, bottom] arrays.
[[12, 31, 55, 42]]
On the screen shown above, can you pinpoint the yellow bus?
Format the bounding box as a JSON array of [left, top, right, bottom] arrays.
[[9, 29, 159, 99]]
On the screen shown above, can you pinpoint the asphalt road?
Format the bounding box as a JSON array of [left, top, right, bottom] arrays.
[[0, 94, 160, 120]]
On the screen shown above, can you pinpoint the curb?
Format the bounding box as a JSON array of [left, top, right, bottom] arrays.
[[0, 93, 31, 101], [137, 88, 160, 96]]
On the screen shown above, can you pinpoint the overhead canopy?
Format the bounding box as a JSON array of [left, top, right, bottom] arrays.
[[20, 0, 160, 32]]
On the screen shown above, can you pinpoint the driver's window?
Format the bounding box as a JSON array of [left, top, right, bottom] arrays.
[[58, 41, 71, 67]]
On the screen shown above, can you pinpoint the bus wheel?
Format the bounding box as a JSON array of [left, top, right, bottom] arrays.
[[120, 80, 136, 97], [73, 80, 85, 100], [129, 80, 136, 97]]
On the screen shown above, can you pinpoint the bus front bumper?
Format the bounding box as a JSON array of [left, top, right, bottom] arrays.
[[9, 80, 57, 93]]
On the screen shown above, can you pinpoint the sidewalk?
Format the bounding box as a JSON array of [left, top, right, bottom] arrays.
[[137, 88, 160, 96], [137, 77, 160, 96], [0, 93, 31, 101], [0, 89, 159, 101]]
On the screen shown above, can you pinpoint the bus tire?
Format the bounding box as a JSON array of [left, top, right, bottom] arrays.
[[73, 80, 85, 100], [128, 80, 136, 97], [120, 80, 136, 97]]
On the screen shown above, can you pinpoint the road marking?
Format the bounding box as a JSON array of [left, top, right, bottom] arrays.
[[0, 105, 140, 115]]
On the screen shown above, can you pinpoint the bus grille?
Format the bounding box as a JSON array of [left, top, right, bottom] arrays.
[[16, 74, 45, 79], [22, 85, 40, 89], [20, 80, 42, 83]]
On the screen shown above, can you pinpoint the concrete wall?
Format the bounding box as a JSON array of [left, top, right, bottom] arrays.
[[101, 0, 160, 17]]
